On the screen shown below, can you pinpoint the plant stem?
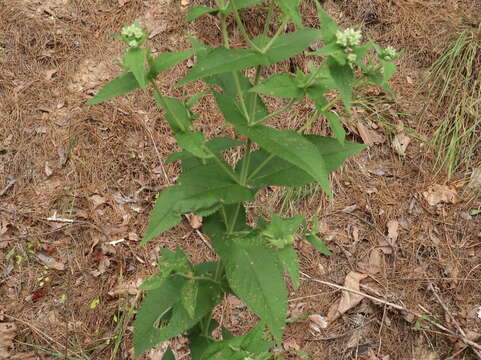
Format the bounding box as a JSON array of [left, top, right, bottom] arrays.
[[205, 147, 242, 184], [262, 1, 275, 36], [252, 98, 297, 125], [221, 14, 229, 48], [260, 17, 288, 54], [247, 153, 275, 181], [231, 0, 261, 51], [233, 71, 251, 122]]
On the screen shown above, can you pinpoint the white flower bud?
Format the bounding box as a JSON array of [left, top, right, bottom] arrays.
[[336, 28, 362, 47]]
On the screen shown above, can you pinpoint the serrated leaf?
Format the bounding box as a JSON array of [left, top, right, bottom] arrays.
[[215, 93, 332, 196], [250, 73, 304, 99], [153, 94, 192, 133], [149, 50, 194, 78], [278, 0, 302, 26], [253, 29, 322, 64], [327, 58, 353, 112], [142, 178, 253, 245], [305, 233, 332, 256], [201, 321, 273, 359], [181, 280, 199, 318], [246, 136, 365, 188], [277, 246, 300, 289], [263, 214, 305, 248], [178, 47, 266, 86], [166, 136, 243, 163], [187, 6, 218, 21], [315, 1, 338, 43], [86, 72, 139, 105], [211, 232, 288, 342], [323, 111, 345, 144], [123, 47, 147, 88], [175, 132, 211, 159], [134, 277, 223, 356]]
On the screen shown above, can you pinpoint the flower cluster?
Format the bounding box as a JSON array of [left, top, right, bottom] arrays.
[[121, 23, 145, 47], [336, 28, 362, 48], [382, 46, 398, 61]]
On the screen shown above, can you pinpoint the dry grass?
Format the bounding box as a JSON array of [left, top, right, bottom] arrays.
[[1, 0, 480, 359]]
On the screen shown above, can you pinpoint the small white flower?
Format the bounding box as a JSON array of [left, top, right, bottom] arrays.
[[128, 40, 139, 47], [347, 53, 357, 64], [336, 28, 362, 47], [121, 23, 145, 42], [383, 46, 398, 60]]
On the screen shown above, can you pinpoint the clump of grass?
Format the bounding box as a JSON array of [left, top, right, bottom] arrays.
[[422, 27, 481, 178]]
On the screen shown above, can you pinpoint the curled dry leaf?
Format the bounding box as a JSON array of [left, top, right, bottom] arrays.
[[309, 314, 328, 332], [356, 122, 385, 145], [187, 213, 202, 229], [326, 272, 368, 324], [379, 220, 399, 255], [36, 252, 65, 271], [422, 184, 458, 206], [391, 132, 411, 156]]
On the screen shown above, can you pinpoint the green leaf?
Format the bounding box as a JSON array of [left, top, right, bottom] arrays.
[[250, 73, 304, 99], [215, 93, 332, 196], [181, 280, 199, 318], [86, 72, 139, 105], [123, 47, 147, 88], [140, 273, 166, 291], [134, 276, 223, 356], [162, 347, 175, 360], [166, 136, 243, 163], [246, 136, 365, 188], [178, 47, 266, 86], [201, 322, 273, 359], [142, 179, 253, 245], [327, 58, 353, 112], [187, 6, 218, 21], [470, 209, 481, 216], [149, 50, 194, 78], [322, 111, 345, 144], [253, 29, 322, 64], [315, 1, 338, 43], [226, 0, 264, 12], [277, 246, 300, 289], [175, 132, 211, 159], [309, 43, 346, 65], [153, 94, 192, 132], [263, 214, 305, 248], [305, 233, 332, 256], [211, 232, 288, 342], [278, 0, 302, 27], [244, 126, 332, 197]]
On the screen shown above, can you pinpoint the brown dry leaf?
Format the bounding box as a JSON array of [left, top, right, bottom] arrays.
[[422, 184, 458, 206], [118, 0, 131, 6], [412, 346, 439, 360], [108, 279, 142, 297], [327, 271, 367, 323], [0, 322, 16, 358], [188, 214, 202, 229], [283, 338, 300, 351], [308, 314, 328, 332], [379, 220, 399, 254], [359, 248, 383, 274], [44, 161, 54, 177], [89, 194, 107, 209], [44, 68, 58, 80], [180, 0, 189, 9], [392, 132, 411, 156], [467, 167, 481, 191], [356, 122, 384, 145], [36, 252, 65, 271]]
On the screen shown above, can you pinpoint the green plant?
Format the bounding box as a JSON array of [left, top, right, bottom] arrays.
[[87, 1, 398, 358], [420, 28, 481, 178]]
